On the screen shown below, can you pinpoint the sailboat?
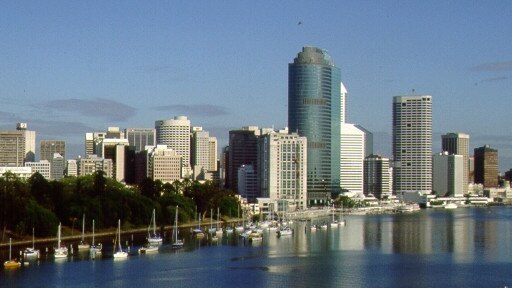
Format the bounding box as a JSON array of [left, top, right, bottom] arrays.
[[208, 208, 216, 234], [147, 209, 163, 245], [171, 206, 184, 248], [23, 227, 40, 259], [4, 238, 21, 268], [113, 219, 128, 258], [215, 208, 223, 236], [330, 204, 339, 228], [78, 214, 90, 250], [193, 212, 205, 238], [54, 223, 68, 258], [234, 205, 244, 232], [89, 219, 102, 256]]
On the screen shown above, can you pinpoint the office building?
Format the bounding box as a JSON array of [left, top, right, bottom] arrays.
[[392, 95, 432, 197], [66, 159, 78, 177], [432, 152, 464, 197], [85, 131, 106, 157], [25, 160, 51, 179], [364, 154, 391, 199], [238, 165, 258, 202], [258, 129, 307, 210], [227, 126, 260, 193], [340, 123, 366, 195], [97, 138, 130, 182], [0, 123, 36, 166], [155, 116, 191, 176], [50, 153, 65, 180], [40, 140, 65, 161], [125, 128, 156, 152], [288, 46, 341, 204], [146, 145, 182, 183], [442, 132, 469, 194], [77, 155, 113, 178], [208, 137, 218, 172], [191, 127, 210, 177], [474, 145, 498, 188]]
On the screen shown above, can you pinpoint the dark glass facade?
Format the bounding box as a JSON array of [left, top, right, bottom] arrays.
[[288, 47, 341, 205]]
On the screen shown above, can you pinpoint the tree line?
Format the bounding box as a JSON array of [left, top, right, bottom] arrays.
[[0, 171, 240, 241]]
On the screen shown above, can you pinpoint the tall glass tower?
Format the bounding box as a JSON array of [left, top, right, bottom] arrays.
[[288, 46, 341, 205]]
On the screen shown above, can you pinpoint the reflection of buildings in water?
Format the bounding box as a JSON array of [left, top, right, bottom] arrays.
[[483, 215, 499, 262], [392, 214, 432, 254], [339, 217, 364, 251], [453, 213, 474, 263], [430, 211, 455, 253], [363, 216, 394, 254]]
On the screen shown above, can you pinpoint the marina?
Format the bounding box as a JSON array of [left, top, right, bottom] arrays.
[[2, 207, 512, 287]]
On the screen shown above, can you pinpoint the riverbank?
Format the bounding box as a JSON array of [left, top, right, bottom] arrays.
[[0, 218, 242, 248]]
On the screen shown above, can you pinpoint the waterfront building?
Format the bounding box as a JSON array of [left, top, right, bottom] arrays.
[[125, 128, 156, 152], [227, 126, 260, 193], [77, 155, 113, 178], [340, 123, 365, 195], [238, 165, 258, 202], [0, 123, 36, 166], [258, 129, 307, 210], [442, 132, 469, 194], [146, 145, 182, 183], [392, 95, 432, 198], [432, 152, 464, 197], [25, 160, 51, 179], [40, 140, 65, 161], [288, 46, 341, 204], [474, 145, 498, 188], [155, 116, 191, 177], [364, 154, 391, 199]]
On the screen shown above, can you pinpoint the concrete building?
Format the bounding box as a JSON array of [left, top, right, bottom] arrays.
[[442, 132, 469, 194], [0, 167, 32, 179], [147, 145, 182, 183], [392, 95, 433, 198], [208, 137, 218, 172], [258, 129, 307, 210], [25, 160, 51, 179], [288, 46, 341, 204], [474, 145, 498, 188], [227, 126, 260, 193], [40, 140, 65, 161], [66, 159, 78, 177], [432, 152, 464, 197], [96, 138, 130, 182], [0, 123, 36, 166], [364, 154, 391, 199], [340, 123, 366, 195], [191, 127, 210, 179], [50, 153, 65, 180], [238, 165, 258, 202], [85, 131, 106, 157], [155, 116, 191, 177], [77, 155, 113, 178], [125, 128, 156, 152]]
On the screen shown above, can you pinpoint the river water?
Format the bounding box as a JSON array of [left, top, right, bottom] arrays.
[[2, 207, 512, 288]]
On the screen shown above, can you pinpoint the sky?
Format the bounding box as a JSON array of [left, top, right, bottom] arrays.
[[1, 1, 511, 171]]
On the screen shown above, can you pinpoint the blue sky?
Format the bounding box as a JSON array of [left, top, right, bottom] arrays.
[[1, 1, 511, 170]]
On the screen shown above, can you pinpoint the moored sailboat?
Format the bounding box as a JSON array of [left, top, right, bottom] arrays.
[[23, 227, 40, 259], [4, 238, 21, 269], [147, 209, 163, 245], [113, 219, 128, 259], [78, 214, 90, 250], [89, 219, 102, 257], [172, 206, 184, 248], [54, 223, 68, 259]]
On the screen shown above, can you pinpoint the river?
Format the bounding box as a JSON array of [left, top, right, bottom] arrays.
[[1, 207, 512, 287]]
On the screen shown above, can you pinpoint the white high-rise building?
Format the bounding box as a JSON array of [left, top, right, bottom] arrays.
[[155, 116, 191, 176], [258, 129, 307, 210], [77, 155, 113, 178], [433, 152, 464, 197], [66, 159, 78, 177], [96, 138, 129, 182], [0, 123, 36, 166], [340, 123, 365, 195], [191, 127, 210, 177], [442, 133, 470, 194], [393, 95, 432, 198], [340, 82, 347, 124]]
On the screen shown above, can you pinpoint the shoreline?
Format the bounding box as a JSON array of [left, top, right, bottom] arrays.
[[0, 218, 240, 249]]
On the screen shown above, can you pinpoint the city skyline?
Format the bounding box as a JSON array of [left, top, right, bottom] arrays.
[[1, 2, 511, 170]]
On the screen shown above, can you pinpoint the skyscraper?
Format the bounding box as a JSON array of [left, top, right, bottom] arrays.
[[155, 116, 191, 176], [392, 95, 432, 197], [364, 154, 391, 199], [227, 126, 260, 193], [474, 145, 498, 188], [432, 152, 464, 197], [340, 123, 365, 195], [0, 123, 36, 166], [441, 132, 469, 194], [288, 46, 341, 205], [125, 128, 156, 152], [40, 140, 65, 161]]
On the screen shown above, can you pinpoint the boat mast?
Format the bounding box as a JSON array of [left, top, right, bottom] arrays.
[[82, 214, 85, 242], [92, 219, 95, 246]]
